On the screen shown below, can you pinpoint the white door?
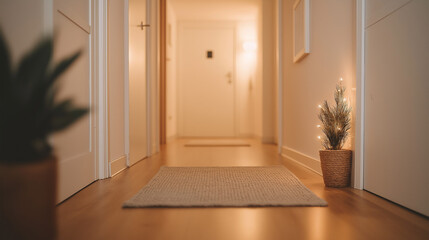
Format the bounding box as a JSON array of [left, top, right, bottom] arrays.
[[52, 0, 96, 203], [129, 0, 148, 165], [178, 24, 235, 137], [364, 0, 429, 216]]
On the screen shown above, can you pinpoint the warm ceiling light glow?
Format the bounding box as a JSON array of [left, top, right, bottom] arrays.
[[318, 104, 322, 108], [317, 136, 321, 139], [317, 125, 321, 128], [340, 77, 343, 81], [243, 41, 257, 52]]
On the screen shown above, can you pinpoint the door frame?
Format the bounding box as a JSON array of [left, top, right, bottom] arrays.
[[94, 0, 109, 179], [277, 0, 283, 153], [124, 0, 130, 167], [354, 0, 365, 190], [159, 0, 167, 144]]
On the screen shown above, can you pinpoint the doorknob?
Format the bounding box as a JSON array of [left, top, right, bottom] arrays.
[[137, 21, 150, 30]]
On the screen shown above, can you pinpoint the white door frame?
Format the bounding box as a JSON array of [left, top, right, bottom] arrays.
[[94, 0, 109, 179], [354, 0, 365, 190], [124, 0, 130, 166], [277, 0, 283, 154], [275, 0, 366, 189], [145, 0, 152, 157]]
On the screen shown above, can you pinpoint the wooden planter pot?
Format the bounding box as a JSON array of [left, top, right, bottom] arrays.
[[0, 156, 57, 240], [319, 150, 352, 188]]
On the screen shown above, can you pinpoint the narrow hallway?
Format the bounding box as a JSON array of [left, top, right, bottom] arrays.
[[57, 139, 429, 240], [1, 1, 429, 239]]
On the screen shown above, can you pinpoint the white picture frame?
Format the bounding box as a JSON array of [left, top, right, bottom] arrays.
[[293, 0, 310, 63]]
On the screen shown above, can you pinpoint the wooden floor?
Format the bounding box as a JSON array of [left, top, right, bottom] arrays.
[[57, 139, 429, 240]]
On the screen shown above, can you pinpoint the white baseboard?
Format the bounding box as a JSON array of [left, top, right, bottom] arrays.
[[110, 155, 127, 177], [281, 146, 322, 175]]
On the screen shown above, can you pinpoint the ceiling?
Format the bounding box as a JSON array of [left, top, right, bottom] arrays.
[[168, 0, 260, 21]]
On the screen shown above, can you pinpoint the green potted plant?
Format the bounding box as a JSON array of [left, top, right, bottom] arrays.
[[0, 31, 87, 239], [318, 81, 352, 188]]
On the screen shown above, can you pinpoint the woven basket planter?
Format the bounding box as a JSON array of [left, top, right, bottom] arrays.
[[319, 150, 352, 188]]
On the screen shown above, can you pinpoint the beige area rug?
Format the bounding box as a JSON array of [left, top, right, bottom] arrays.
[[184, 139, 251, 147], [123, 166, 327, 208]]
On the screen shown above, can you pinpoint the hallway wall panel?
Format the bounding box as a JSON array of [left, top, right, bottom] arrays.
[[281, 0, 356, 173]]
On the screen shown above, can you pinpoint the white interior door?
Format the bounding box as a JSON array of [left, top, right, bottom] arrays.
[[129, 0, 148, 165], [364, 0, 429, 216], [52, 0, 96, 203], [178, 24, 235, 137]]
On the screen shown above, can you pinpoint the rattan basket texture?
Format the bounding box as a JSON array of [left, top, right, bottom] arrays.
[[319, 150, 352, 188]]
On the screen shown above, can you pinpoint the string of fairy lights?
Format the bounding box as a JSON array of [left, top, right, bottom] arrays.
[[316, 77, 352, 150]]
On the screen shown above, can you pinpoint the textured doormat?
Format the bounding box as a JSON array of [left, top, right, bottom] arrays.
[[184, 139, 251, 147], [123, 166, 327, 208]]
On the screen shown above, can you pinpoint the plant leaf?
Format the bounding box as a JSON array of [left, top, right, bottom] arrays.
[[47, 51, 81, 86], [50, 99, 88, 133], [0, 30, 11, 88], [15, 37, 52, 85], [0, 34, 87, 163]]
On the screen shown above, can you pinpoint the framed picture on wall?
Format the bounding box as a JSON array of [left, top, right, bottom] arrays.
[[293, 0, 310, 63]]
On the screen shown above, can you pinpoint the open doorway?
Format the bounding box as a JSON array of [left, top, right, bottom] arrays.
[[162, 0, 266, 142]]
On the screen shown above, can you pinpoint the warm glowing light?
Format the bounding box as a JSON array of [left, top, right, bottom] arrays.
[[318, 105, 322, 108], [343, 98, 347, 101], [317, 136, 321, 139], [340, 77, 343, 81], [242, 41, 257, 52], [317, 125, 321, 128]]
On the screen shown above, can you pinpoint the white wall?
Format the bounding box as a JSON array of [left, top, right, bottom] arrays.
[[236, 21, 258, 137], [108, 0, 127, 174], [166, 0, 178, 140], [364, 0, 429, 217], [281, 0, 356, 173], [250, 0, 278, 142], [262, 0, 277, 143], [0, 0, 50, 63], [169, 0, 259, 21], [253, 0, 263, 139]]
